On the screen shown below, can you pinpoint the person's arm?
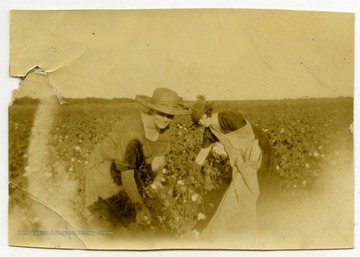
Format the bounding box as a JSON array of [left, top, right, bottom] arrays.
[[195, 145, 212, 166], [121, 169, 151, 224], [151, 155, 165, 188], [194, 127, 218, 166]]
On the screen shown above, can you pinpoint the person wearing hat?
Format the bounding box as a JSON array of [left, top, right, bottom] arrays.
[[85, 87, 191, 227], [190, 101, 279, 242]]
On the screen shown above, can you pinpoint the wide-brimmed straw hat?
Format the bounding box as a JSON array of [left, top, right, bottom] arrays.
[[135, 88, 191, 115], [190, 101, 214, 125]]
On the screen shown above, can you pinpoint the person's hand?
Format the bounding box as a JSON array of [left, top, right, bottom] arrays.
[[212, 142, 228, 157], [135, 204, 151, 225], [150, 176, 163, 190]]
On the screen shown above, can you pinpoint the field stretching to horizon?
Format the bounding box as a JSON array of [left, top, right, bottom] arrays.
[[8, 96, 354, 249]]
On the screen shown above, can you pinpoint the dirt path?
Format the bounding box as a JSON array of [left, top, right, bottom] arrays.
[[9, 96, 87, 248]]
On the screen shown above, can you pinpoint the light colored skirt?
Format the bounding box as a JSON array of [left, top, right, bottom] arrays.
[[200, 157, 261, 245], [85, 147, 123, 208]]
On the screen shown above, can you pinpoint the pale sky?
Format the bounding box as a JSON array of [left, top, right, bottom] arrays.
[[11, 9, 354, 100]]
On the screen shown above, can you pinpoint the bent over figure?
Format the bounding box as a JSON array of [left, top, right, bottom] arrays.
[[85, 88, 191, 227], [190, 102, 279, 243]]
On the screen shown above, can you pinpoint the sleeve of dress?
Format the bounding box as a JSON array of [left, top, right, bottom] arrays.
[[202, 127, 219, 148], [115, 138, 144, 171], [156, 141, 170, 156], [99, 120, 143, 171], [114, 125, 144, 171], [154, 130, 171, 156]]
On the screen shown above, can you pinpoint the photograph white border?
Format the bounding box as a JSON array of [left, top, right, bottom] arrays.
[[1, 1, 359, 257]]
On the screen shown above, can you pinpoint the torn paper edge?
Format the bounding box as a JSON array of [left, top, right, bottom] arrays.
[[10, 65, 66, 107]]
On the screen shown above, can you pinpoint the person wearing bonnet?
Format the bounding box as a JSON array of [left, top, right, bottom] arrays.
[[85, 87, 191, 227], [190, 101, 280, 242]]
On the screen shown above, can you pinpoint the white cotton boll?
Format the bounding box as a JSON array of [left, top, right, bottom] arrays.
[[192, 229, 200, 239], [197, 213, 207, 221], [191, 194, 199, 202], [212, 142, 227, 157], [177, 180, 184, 185], [158, 215, 164, 224]]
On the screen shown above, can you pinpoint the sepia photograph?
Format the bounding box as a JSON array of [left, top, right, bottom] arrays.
[[7, 8, 354, 251]]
